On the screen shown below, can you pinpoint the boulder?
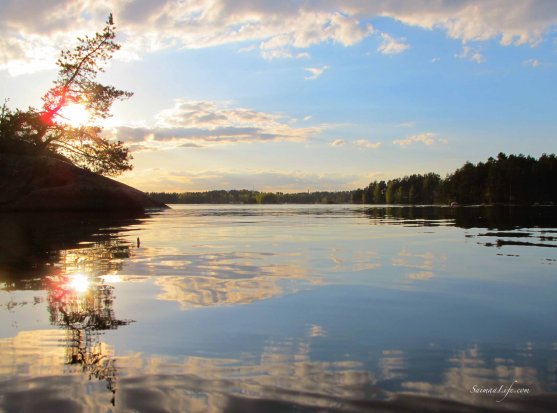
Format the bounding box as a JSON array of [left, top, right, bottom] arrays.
[[0, 153, 168, 211]]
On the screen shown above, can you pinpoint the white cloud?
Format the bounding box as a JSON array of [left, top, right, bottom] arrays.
[[110, 99, 325, 149], [330, 139, 346, 147], [523, 58, 541, 68], [261, 48, 310, 60], [393, 132, 447, 147], [304, 65, 329, 80], [354, 139, 382, 149], [431, 57, 440, 63], [377, 33, 409, 54], [2, 1, 557, 74], [396, 121, 416, 128], [455, 45, 485, 63], [371, 1, 554, 46]]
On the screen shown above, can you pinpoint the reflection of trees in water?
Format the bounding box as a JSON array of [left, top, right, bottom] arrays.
[[46, 272, 133, 405], [364, 206, 557, 252], [0, 212, 142, 403], [363, 205, 557, 230], [0, 224, 136, 404], [36, 238, 133, 404], [1, 238, 131, 292], [0, 211, 144, 289], [57, 239, 132, 278]]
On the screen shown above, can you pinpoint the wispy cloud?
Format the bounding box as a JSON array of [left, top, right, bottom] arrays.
[[523, 58, 541, 68], [393, 132, 447, 147], [330, 139, 346, 147], [261, 49, 310, 60], [354, 139, 382, 149], [455, 45, 485, 63], [431, 57, 440, 63], [304, 65, 329, 80], [395, 121, 416, 128], [377, 33, 409, 55], [111, 99, 325, 149]]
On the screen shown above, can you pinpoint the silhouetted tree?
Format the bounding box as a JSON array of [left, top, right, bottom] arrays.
[[0, 15, 132, 176]]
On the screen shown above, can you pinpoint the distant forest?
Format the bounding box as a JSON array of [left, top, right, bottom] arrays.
[[149, 153, 557, 205], [148, 189, 352, 205]]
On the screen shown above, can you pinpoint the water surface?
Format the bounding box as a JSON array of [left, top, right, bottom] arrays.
[[1, 205, 556, 412]]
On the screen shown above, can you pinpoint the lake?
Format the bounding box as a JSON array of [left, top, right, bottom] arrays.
[[1, 204, 556, 412]]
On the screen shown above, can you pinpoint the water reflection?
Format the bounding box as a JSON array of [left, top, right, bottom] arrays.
[[155, 268, 307, 308], [1, 330, 556, 412], [391, 249, 446, 283], [0, 206, 556, 412], [363, 205, 557, 230], [0, 212, 140, 406], [364, 206, 557, 254], [0, 211, 145, 289], [44, 271, 132, 404]]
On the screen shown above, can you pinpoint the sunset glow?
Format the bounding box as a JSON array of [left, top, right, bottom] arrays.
[[1, 1, 556, 192], [1, 4, 556, 413], [58, 103, 90, 127]]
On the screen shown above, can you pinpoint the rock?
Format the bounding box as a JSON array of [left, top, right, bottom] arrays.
[[0, 153, 168, 211]]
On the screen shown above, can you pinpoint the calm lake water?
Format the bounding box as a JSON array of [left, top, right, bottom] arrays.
[[1, 204, 556, 412]]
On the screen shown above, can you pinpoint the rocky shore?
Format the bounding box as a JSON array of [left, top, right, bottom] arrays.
[[0, 153, 167, 211]]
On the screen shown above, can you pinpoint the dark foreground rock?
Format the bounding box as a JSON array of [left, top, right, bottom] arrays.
[[0, 154, 168, 211]]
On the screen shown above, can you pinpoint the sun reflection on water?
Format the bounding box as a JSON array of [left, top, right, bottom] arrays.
[[100, 274, 123, 284], [1, 206, 556, 413]]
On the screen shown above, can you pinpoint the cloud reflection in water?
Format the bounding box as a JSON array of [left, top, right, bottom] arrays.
[[1, 206, 557, 412]]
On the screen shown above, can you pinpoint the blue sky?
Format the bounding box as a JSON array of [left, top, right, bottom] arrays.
[[1, 1, 556, 192]]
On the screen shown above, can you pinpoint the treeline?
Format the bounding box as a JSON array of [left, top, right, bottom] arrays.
[[352, 172, 443, 204], [148, 189, 352, 204], [354, 153, 557, 205], [149, 153, 557, 205], [443, 153, 557, 204]]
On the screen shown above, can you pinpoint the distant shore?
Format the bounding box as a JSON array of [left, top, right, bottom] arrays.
[[147, 189, 556, 207], [148, 153, 557, 206]]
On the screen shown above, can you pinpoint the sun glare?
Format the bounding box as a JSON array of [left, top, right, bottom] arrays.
[[67, 273, 90, 293], [58, 103, 90, 127]]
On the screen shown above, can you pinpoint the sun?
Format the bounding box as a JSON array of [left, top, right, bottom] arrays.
[[58, 103, 91, 127], [67, 273, 90, 293]]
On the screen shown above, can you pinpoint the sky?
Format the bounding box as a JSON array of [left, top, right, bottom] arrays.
[[1, 0, 556, 192]]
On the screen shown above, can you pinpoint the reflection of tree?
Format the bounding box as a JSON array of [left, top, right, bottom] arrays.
[[58, 240, 131, 278], [46, 270, 133, 405], [0, 211, 144, 289], [363, 205, 557, 230], [1, 239, 131, 293], [0, 211, 142, 406], [66, 330, 118, 402]]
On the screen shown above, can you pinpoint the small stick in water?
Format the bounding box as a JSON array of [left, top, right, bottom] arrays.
[[137, 237, 140, 248]]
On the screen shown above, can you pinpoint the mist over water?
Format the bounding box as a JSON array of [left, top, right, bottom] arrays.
[[1, 205, 556, 412]]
